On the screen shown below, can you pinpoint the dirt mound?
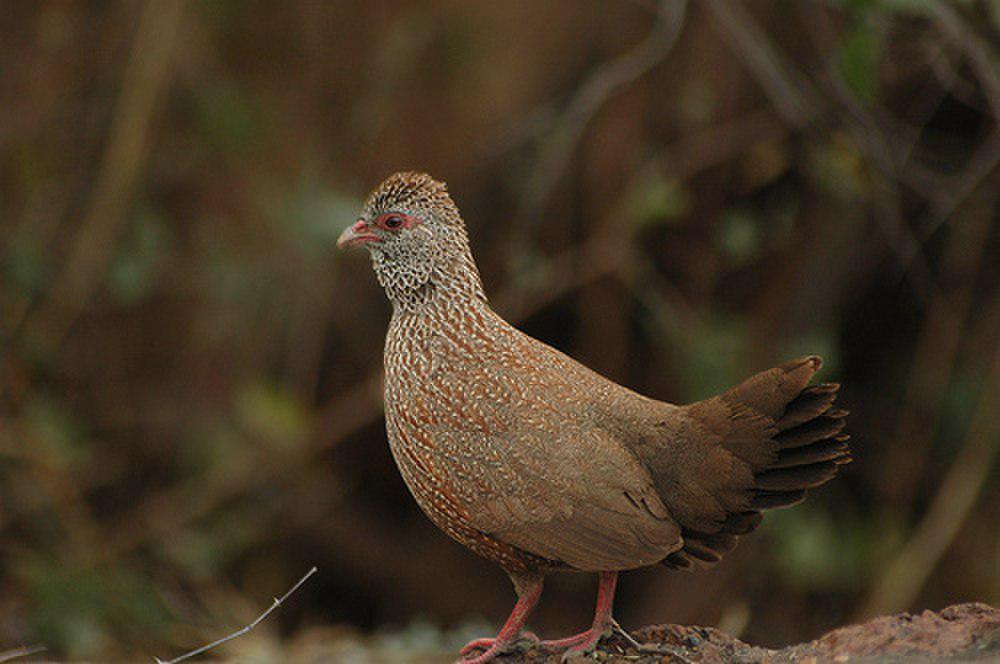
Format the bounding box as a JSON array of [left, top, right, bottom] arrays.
[[506, 603, 999, 663]]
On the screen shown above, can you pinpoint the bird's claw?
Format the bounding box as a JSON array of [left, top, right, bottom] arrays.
[[536, 625, 612, 662], [459, 638, 494, 657], [458, 631, 539, 661]]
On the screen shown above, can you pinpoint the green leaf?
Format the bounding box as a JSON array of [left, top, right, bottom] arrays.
[[107, 208, 173, 304], [506, 245, 551, 294], [235, 382, 310, 447], [719, 208, 763, 265], [2, 234, 49, 296], [807, 131, 868, 200], [627, 167, 691, 229], [838, 19, 880, 103]]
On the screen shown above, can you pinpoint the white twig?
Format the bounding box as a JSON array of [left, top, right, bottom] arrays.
[[612, 620, 693, 663], [0, 645, 47, 663], [154, 566, 317, 664]]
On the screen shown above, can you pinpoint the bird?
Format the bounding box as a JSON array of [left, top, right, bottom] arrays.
[[337, 172, 851, 663]]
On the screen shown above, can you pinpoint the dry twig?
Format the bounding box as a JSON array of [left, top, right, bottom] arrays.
[[0, 646, 46, 663], [154, 566, 317, 664]]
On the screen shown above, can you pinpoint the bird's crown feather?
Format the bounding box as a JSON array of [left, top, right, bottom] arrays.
[[363, 171, 460, 225]]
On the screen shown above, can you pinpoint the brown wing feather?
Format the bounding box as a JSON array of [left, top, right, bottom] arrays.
[[456, 401, 683, 571]]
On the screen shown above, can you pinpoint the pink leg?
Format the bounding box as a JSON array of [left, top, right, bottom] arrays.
[[458, 573, 543, 664], [541, 571, 617, 656]]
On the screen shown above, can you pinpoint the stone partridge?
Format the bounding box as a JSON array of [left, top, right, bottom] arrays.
[[337, 172, 851, 663]]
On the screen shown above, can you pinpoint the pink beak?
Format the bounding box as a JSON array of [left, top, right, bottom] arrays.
[[337, 219, 381, 249]]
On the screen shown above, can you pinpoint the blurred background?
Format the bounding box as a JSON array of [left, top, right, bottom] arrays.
[[1, 0, 998, 661]]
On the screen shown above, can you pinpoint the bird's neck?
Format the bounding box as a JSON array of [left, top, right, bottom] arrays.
[[376, 250, 488, 315]]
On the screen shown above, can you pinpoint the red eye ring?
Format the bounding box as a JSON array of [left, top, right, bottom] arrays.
[[384, 215, 404, 229]]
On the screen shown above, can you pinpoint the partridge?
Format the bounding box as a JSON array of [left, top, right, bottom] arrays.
[[338, 172, 850, 663]]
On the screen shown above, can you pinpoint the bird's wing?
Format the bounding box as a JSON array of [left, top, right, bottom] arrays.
[[417, 334, 682, 572], [480, 425, 682, 572]]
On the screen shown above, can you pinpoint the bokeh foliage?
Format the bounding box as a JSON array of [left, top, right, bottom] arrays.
[[1, 0, 997, 660]]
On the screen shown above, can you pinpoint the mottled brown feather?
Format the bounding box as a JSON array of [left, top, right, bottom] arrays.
[[350, 172, 850, 577]]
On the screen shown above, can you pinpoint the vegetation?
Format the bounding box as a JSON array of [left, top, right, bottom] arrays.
[[1, 1, 997, 660]]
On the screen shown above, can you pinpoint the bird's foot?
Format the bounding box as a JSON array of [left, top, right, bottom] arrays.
[[539, 625, 611, 662], [458, 631, 539, 663]]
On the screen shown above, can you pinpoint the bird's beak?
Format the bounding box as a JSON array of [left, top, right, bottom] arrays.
[[338, 219, 381, 249]]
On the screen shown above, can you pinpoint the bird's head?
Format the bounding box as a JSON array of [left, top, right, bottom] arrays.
[[338, 172, 485, 310]]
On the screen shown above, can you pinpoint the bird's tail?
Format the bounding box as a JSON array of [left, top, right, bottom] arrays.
[[661, 356, 850, 570], [741, 356, 850, 508]]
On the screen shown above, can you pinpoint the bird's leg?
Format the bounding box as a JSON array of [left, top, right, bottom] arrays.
[[540, 571, 617, 659], [458, 572, 543, 664]]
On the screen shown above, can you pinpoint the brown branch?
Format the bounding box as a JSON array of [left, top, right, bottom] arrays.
[[804, 3, 999, 300], [858, 312, 1000, 618], [510, 0, 688, 241], [929, 3, 1000, 120], [704, 0, 820, 127], [912, 130, 1000, 252], [14, 0, 185, 353], [710, 0, 944, 303], [662, 108, 786, 180], [885, 189, 996, 505]]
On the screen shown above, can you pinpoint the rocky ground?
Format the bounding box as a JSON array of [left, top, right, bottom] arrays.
[[153, 602, 999, 663], [496, 603, 999, 663]]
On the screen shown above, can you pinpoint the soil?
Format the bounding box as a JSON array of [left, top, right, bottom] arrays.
[[500, 603, 999, 663]]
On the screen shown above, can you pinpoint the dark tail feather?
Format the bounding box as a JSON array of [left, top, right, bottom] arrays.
[[752, 382, 851, 507], [662, 357, 850, 571]]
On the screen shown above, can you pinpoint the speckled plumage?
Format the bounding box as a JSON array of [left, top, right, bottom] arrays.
[[340, 172, 851, 663]]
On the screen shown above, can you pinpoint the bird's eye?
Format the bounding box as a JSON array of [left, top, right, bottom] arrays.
[[384, 215, 403, 229]]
